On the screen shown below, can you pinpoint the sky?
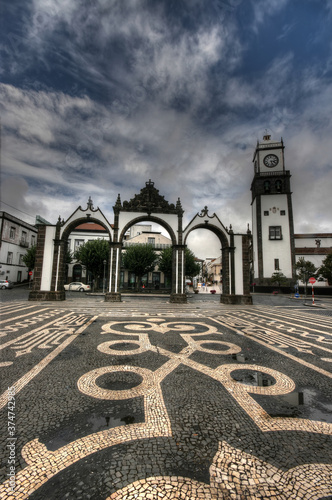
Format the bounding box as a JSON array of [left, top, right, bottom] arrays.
[[1, 0, 332, 259]]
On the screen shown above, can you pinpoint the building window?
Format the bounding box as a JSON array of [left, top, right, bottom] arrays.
[[263, 181, 271, 193], [269, 226, 282, 240], [31, 235, 36, 246], [264, 211, 269, 216], [7, 252, 13, 264], [21, 231, 27, 242], [152, 272, 160, 287], [148, 237, 155, 245], [10, 227, 16, 239], [280, 210, 286, 216], [74, 239, 84, 250], [274, 259, 280, 270], [19, 254, 24, 265], [275, 180, 282, 192]]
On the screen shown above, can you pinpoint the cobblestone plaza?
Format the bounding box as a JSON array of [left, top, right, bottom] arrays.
[[1, 293, 331, 499]]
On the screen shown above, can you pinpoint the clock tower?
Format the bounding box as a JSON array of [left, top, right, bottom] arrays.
[[251, 135, 295, 286]]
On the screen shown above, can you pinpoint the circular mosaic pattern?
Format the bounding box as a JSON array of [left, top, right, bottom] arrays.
[[231, 369, 276, 386], [96, 371, 143, 391], [77, 365, 155, 400], [195, 340, 242, 355], [223, 364, 296, 395], [97, 340, 144, 356]]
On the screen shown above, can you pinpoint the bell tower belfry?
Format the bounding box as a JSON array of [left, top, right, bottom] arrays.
[[251, 135, 295, 286]]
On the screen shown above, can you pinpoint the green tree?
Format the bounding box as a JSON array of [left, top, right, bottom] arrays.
[[158, 247, 201, 283], [270, 271, 288, 290], [185, 248, 201, 279], [295, 257, 317, 296], [74, 239, 109, 289], [122, 244, 158, 291], [22, 245, 36, 270], [158, 247, 173, 285], [318, 252, 332, 285], [65, 249, 73, 265], [22, 245, 72, 270]]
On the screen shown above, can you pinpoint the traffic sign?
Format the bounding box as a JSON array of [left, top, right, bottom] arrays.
[[29, 271, 33, 276], [309, 277, 316, 284]]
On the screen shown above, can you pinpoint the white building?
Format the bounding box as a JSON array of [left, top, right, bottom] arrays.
[[0, 212, 38, 283], [294, 233, 332, 286]]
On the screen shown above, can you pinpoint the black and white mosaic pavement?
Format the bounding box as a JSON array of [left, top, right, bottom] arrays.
[[0, 295, 331, 499]]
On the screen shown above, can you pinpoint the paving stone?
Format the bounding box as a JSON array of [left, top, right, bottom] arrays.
[[0, 297, 331, 499]]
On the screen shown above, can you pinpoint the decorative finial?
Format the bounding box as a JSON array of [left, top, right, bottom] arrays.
[[146, 179, 154, 188], [200, 206, 209, 217], [87, 196, 94, 210]]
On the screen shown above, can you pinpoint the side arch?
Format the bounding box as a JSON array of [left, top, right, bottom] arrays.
[[61, 217, 113, 242], [57, 216, 113, 293], [184, 223, 231, 296], [29, 205, 113, 301]]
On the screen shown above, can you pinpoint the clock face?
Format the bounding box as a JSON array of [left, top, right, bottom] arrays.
[[263, 154, 279, 168]]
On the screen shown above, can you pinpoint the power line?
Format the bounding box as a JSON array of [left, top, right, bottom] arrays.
[[0, 201, 36, 221]]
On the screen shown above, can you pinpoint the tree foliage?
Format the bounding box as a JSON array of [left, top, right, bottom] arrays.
[[158, 247, 201, 279], [295, 257, 317, 284], [158, 247, 173, 278], [270, 271, 288, 288], [74, 239, 109, 280], [22, 244, 72, 271], [22, 245, 36, 270], [185, 248, 201, 278], [319, 252, 332, 285], [122, 244, 158, 290]]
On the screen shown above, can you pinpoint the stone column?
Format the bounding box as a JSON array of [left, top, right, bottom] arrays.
[[50, 238, 66, 299], [105, 242, 122, 302], [170, 245, 187, 303], [242, 233, 252, 297], [29, 224, 66, 301], [220, 246, 230, 302]]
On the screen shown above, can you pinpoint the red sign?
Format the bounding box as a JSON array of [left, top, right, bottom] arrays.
[[309, 277, 316, 284], [29, 271, 33, 276]]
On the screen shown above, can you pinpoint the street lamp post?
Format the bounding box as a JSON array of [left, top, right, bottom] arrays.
[[103, 260, 107, 294]]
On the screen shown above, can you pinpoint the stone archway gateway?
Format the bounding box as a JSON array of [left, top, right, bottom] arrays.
[[29, 181, 252, 304]]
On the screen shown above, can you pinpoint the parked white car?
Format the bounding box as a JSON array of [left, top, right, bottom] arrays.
[[0, 280, 13, 289], [64, 282, 91, 292]]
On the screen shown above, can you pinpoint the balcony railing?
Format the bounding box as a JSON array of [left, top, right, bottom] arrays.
[[122, 242, 172, 250], [19, 239, 29, 248], [255, 170, 290, 177]]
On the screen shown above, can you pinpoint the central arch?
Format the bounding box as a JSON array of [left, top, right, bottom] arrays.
[[119, 215, 177, 245], [105, 180, 187, 303]]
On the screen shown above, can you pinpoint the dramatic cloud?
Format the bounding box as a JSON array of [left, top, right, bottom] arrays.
[[1, 0, 331, 259]]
